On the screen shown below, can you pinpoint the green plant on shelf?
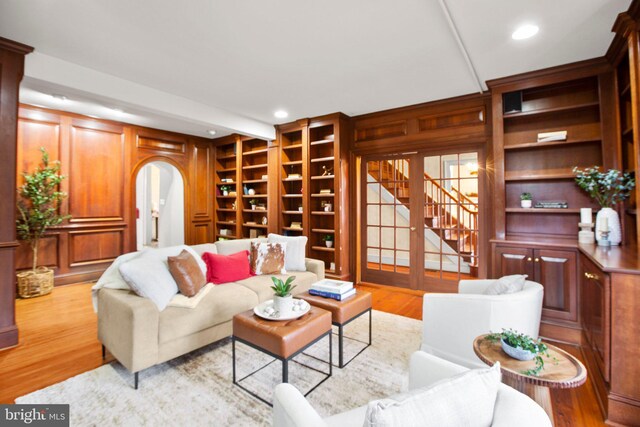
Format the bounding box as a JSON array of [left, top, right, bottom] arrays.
[[270, 276, 296, 297], [322, 234, 334, 242], [249, 199, 258, 205], [520, 192, 532, 201]]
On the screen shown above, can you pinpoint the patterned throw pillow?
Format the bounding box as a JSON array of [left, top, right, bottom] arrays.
[[250, 242, 286, 275]]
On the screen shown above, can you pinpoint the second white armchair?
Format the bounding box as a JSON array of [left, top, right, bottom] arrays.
[[421, 279, 544, 369]]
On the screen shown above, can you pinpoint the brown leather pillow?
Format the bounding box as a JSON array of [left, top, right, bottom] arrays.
[[168, 250, 206, 297], [250, 242, 286, 275]]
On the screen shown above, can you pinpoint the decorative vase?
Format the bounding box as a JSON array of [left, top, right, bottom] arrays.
[[595, 207, 622, 245], [298, 206, 303, 212], [223, 190, 229, 196], [248, 188, 256, 196], [251, 205, 256, 210], [521, 200, 532, 208], [324, 204, 332, 212], [325, 240, 333, 248], [501, 338, 536, 361], [273, 294, 293, 316]]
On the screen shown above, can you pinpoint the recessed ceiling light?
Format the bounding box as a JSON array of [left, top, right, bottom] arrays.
[[274, 110, 289, 119], [207, 129, 217, 136], [512, 24, 539, 40], [51, 94, 68, 101]]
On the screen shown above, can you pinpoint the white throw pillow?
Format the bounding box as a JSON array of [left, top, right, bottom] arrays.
[[95, 250, 146, 291], [118, 245, 205, 311], [168, 283, 213, 308], [364, 362, 501, 427], [268, 234, 307, 271], [483, 274, 527, 295]]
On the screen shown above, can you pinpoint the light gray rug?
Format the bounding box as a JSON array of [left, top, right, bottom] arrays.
[[17, 310, 421, 426]]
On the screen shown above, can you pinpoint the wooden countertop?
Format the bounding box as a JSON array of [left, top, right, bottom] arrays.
[[577, 243, 640, 275]]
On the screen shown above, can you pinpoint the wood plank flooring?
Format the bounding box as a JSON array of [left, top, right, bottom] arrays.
[[0, 282, 606, 426]]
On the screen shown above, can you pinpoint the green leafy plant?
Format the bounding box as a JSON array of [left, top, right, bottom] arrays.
[[249, 199, 258, 206], [220, 185, 230, 192], [520, 192, 533, 201], [16, 148, 71, 272], [322, 234, 334, 242], [487, 329, 555, 376], [573, 166, 635, 208], [271, 276, 296, 297]]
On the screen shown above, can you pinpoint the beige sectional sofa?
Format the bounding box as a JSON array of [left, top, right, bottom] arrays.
[[97, 238, 324, 386]]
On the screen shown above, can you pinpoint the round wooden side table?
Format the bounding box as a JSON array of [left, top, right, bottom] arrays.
[[473, 334, 587, 425]]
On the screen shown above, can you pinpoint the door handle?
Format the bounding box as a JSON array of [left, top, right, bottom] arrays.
[[584, 272, 599, 280], [410, 226, 416, 231]]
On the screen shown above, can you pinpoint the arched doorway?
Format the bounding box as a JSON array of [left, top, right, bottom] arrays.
[[135, 161, 185, 250]]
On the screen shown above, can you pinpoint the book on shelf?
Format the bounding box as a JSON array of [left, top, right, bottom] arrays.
[[311, 279, 353, 294], [308, 288, 356, 301], [290, 222, 302, 229], [319, 189, 332, 194], [261, 175, 269, 180], [221, 178, 234, 183], [537, 131, 567, 142], [534, 200, 568, 208], [286, 174, 302, 180]]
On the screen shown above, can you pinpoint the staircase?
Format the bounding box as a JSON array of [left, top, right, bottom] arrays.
[[368, 159, 478, 276]]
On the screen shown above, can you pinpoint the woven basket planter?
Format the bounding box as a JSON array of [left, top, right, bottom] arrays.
[[17, 267, 54, 298]]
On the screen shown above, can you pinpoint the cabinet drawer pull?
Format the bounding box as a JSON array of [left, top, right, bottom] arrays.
[[534, 258, 540, 263], [527, 257, 532, 262], [584, 272, 599, 280]]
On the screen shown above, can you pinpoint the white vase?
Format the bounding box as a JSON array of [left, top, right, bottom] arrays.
[[273, 295, 293, 316], [595, 207, 622, 245], [521, 200, 532, 208], [325, 240, 333, 248]]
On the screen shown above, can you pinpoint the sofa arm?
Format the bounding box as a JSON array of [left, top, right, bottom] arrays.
[[273, 383, 327, 427], [409, 351, 468, 390], [305, 258, 325, 280], [97, 289, 159, 373]]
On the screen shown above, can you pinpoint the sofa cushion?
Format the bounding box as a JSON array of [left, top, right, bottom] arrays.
[[234, 271, 318, 302], [215, 238, 267, 255], [484, 274, 527, 295], [190, 243, 217, 257], [168, 249, 207, 296], [250, 242, 286, 275], [119, 255, 179, 311], [202, 250, 252, 284], [364, 362, 501, 427], [268, 234, 308, 271], [159, 282, 259, 344]]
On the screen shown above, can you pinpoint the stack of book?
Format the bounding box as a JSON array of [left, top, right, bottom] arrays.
[[309, 279, 355, 301]]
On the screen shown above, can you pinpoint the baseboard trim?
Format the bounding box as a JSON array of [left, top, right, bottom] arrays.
[[0, 325, 18, 350]]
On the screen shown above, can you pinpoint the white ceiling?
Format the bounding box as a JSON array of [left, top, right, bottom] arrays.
[[0, 0, 631, 139]]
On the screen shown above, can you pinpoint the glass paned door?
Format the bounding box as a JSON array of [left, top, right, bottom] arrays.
[[423, 152, 479, 283], [361, 157, 414, 288]]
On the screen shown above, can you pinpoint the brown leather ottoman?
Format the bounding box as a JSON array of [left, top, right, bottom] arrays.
[[300, 290, 372, 368], [232, 307, 332, 405]]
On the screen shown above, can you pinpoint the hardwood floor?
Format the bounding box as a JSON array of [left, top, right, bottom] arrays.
[[0, 282, 606, 426]]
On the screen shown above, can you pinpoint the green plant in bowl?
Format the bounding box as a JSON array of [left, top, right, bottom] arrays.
[[487, 329, 555, 376]]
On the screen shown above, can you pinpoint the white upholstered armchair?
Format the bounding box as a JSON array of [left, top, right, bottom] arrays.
[[421, 279, 544, 369], [273, 351, 551, 427]]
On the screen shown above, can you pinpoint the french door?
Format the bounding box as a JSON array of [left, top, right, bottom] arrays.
[[360, 151, 480, 291]]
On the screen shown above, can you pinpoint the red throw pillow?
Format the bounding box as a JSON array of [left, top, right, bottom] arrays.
[[202, 250, 252, 284]]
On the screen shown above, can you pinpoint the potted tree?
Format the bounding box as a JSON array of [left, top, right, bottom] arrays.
[[323, 234, 334, 248], [16, 148, 70, 298], [520, 192, 533, 208], [271, 276, 296, 316]]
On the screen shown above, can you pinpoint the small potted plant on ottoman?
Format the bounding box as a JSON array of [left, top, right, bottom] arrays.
[[520, 192, 533, 208], [271, 276, 296, 316]]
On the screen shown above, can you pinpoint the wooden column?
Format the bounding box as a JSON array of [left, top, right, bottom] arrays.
[[0, 37, 33, 350]]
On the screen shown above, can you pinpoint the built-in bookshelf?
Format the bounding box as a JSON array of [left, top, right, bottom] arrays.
[[215, 138, 240, 240], [275, 114, 350, 280], [279, 127, 306, 237], [498, 76, 603, 240], [241, 137, 269, 239]]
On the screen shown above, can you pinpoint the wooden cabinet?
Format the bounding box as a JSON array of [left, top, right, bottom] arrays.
[[493, 244, 578, 324], [580, 255, 610, 382]]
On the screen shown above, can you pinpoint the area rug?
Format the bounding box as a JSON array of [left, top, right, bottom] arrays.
[[17, 310, 421, 426]]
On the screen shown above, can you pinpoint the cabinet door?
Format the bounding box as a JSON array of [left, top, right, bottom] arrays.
[[534, 249, 577, 323], [494, 246, 534, 277], [581, 259, 610, 381]]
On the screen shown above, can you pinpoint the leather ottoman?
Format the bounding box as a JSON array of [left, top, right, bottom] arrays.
[[300, 290, 372, 368], [232, 306, 332, 405]]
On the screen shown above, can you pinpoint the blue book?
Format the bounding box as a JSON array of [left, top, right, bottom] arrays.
[[309, 288, 356, 301]]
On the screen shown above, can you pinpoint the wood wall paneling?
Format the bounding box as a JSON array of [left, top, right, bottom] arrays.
[[68, 228, 124, 267], [15, 235, 60, 271], [191, 143, 212, 219], [69, 121, 126, 222]]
